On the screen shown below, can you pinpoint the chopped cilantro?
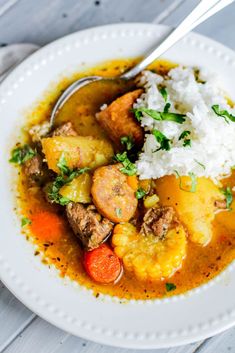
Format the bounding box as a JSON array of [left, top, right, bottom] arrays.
[[114, 151, 137, 176], [47, 154, 90, 205], [179, 130, 191, 140], [132, 107, 186, 124], [120, 136, 134, 150], [163, 102, 171, 114], [135, 188, 146, 199], [153, 129, 171, 151], [183, 139, 191, 147], [194, 159, 206, 170], [212, 105, 235, 124], [179, 130, 191, 147], [57, 153, 71, 175], [221, 186, 233, 210], [159, 87, 168, 102], [159, 87, 171, 113], [9, 144, 36, 165], [115, 208, 122, 218], [188, 172, 197, 192], [21, 217, 31, 227], [174, 170, 197, 193], [166, 282, 176, 292]]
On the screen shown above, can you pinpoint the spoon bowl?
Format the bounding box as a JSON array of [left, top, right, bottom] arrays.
[[49, 0, 234, 128]]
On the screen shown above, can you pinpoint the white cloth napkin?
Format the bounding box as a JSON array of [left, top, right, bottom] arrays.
[[0, 43, 39, 82]]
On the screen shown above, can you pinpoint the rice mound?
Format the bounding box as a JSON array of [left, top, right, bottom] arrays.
[[135, 67, 235, 180]]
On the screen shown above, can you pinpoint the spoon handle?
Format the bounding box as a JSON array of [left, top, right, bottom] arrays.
[[121, 0, 234, 80]]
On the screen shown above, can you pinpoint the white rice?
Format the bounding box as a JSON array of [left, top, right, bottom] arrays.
[[135, 67, 235, 180]]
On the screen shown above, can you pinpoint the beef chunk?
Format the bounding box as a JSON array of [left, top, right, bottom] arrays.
[[140, 206, 175, 238], [52, 122, 77, 137], [24, 154, 54, 186], [23, 155, 44, 184], [215, 199, 227, 209], [66, 202, 114, 250]]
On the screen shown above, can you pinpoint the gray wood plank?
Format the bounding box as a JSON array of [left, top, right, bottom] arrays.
[[3, 316, 203, 353], [0, 284, 35, 352], [3, 318, 69, 353], [190, 328, 235, 353], [162, 0, 235, 50], [0, 0, 175, 46]]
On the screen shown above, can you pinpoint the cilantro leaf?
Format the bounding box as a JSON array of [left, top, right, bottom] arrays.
[[10, 144, 36, 165], [131, 109, 143, 122], [221, 186, 233, 210], [21, 217, 31, 227], [153, 129, 171, 151], [194, 159, 206, 170], [114, 151, 137, 176], [57, 153, 71, 175], [115, 208, 122, 218], [183, 139, 191, 147], [166, 282, 176, 292], [179, 130, 191, 140], [132, 107, 186, 124], [47, 154, 90, 205], [159, 87, 168, 102], [164, 102, 171, 113], [174, 170, 197, 193], [179, 130, 191, 147], [135, 188, 146, 199], [120, 136, 134, 150], [212, 105, 235, 123], [188, 172, 197, 192]]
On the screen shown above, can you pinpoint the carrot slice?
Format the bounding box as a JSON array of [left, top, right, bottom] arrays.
[[127, 175, 138, 191], [30, 211, 65, 242], [84, 244, 122, 284]]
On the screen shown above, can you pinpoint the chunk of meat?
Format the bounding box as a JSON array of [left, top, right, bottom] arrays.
[[91, 164, 138, 222], [52, 122, 78, 137], [215, 199, 227, 209], [29, 121, 50, 142], [66, 202, 113, 250], [96, 89, 144, 149], [23, 155, 44, 184], [140, 206, 176, 239]]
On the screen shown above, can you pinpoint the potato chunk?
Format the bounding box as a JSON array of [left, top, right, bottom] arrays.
[[41, 136, 114, 173], [155, 175, 223, 246], [60, 173, 92, 203]]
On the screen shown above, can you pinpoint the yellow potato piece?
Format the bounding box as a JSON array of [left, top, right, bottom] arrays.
[[112, 223, 187, 281], [41, 136, 114, 173], [60, 173, 92, 203], [155, 175, 223, 246]]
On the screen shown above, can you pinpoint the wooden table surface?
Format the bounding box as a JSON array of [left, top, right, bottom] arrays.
[[0, 0, 235, 352]]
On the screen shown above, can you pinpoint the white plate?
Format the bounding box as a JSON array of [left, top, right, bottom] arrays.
[[1, 23, 235, 349]]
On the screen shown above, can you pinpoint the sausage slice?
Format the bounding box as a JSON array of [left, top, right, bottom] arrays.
[[91, 164, 138, 222]]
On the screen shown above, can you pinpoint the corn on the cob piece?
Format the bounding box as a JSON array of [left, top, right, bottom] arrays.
[[112, 223, 187, 281]]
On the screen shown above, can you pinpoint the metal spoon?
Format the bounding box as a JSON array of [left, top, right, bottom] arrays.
[[50, 0, 234, 127]]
